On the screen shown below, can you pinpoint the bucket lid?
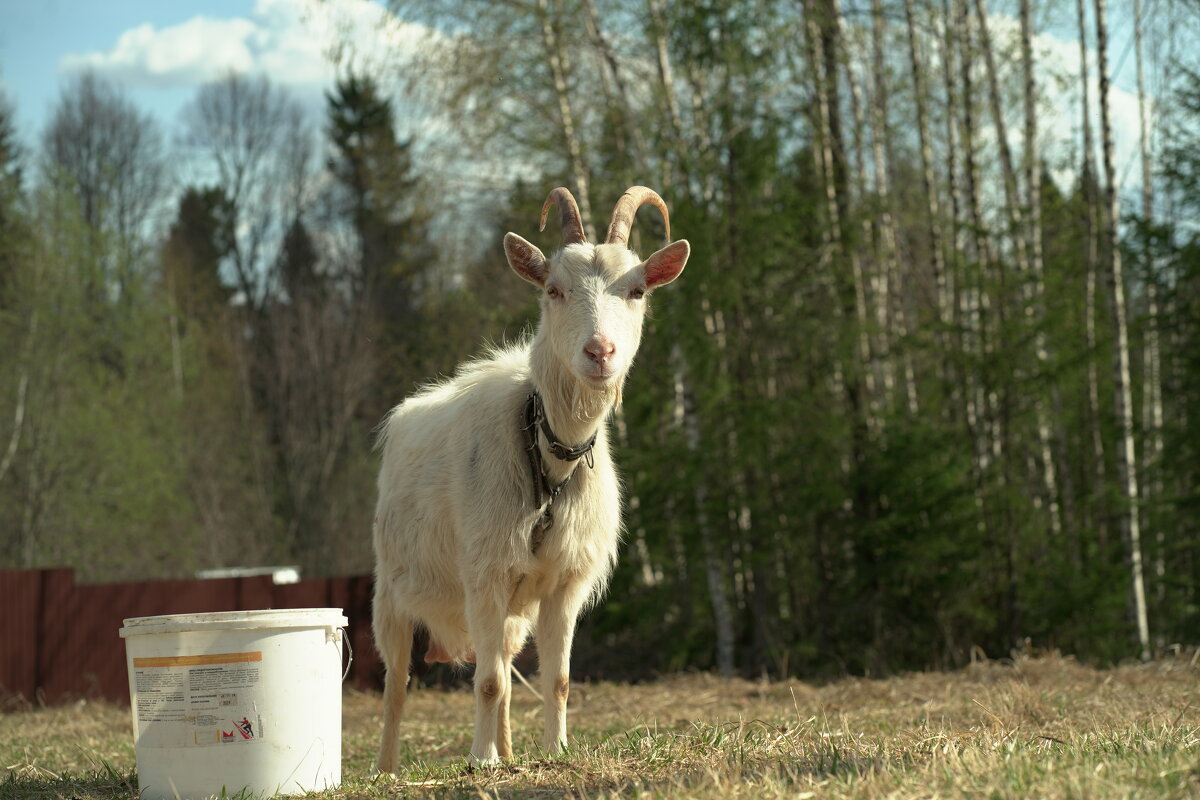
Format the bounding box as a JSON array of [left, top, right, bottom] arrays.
[[120, 608, 347, 638]]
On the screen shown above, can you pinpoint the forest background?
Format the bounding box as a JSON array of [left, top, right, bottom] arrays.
[[1, 0, 1198, 681]]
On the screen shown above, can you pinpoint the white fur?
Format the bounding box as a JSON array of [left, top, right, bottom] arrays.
[[372, 219, 687, 770]]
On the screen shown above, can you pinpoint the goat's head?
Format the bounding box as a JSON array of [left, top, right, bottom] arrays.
[[504, 186, 689, 391]]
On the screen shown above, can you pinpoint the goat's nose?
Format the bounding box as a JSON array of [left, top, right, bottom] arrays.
[[584, 335, 616, 364]]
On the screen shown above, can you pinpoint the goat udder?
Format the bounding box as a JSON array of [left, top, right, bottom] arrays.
[[424, 640, 476, 664]]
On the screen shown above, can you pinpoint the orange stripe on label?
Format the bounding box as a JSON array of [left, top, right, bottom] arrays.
[[133, 651, 262, 668]]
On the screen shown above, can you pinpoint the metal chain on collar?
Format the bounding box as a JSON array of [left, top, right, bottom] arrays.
[[520, 392, 596, 553]]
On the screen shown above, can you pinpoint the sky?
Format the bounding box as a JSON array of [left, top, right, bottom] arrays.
[[0, 0, 1158, 195], [0, 0, 422, 146]]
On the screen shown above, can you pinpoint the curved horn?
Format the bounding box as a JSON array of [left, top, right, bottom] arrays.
[[605, 186, 670, 246], [538, 187, 588, 246]]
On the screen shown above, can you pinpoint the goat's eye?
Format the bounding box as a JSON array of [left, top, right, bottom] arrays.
[[629, 286, 646, 301], [546, 286, 562, 300]]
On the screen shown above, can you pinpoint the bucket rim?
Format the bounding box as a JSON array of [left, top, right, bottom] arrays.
[[120, 608, 348, 637]]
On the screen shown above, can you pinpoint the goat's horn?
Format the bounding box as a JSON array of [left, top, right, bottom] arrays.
[[605, 186, 670, 246], [539, 187, 588, 246]]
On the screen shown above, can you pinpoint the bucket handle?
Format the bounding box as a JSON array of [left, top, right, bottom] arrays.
[[340, 627, 354, 682]]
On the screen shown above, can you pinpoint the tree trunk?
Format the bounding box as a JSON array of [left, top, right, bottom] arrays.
[[805, 0, 880, 659], [1095, 0, 1151, 660], [903, 0, 949, 339], [954, 0, 1010, 645], [673, 344, 735, 677], [804, 0, 874, 470], [976, 0, 1062, 538], [1020, 0, 1069, 541], [939, 0, 972, 435], [972, 0, 1026, 274], [647, 0, 688, 189], [582, 0, 650, 177], [1075, 0, 1107, 555], [1133, 0, 1165, 629], [0, 303, 35, 487], [868, 0, 900, 409], [538, 0, 596, 239], [837, 3, 883, 425]]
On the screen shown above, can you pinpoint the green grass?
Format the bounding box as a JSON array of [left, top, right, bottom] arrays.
[[3, 654, 1199, 798]]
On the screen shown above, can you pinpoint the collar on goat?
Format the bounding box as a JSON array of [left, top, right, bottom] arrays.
[[521, 391, 596, 552]]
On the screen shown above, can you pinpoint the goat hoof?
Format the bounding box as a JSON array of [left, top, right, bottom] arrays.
[[542, 741, 568, 758], [467, 752, 501, 770]]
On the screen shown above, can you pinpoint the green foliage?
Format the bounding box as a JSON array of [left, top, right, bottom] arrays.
[[326, 72, 444, 418], [0, 183, 211, 579], [162, 186, 236, 322], [0, 92, 20, 193]]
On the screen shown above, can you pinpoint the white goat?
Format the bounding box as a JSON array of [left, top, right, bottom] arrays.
[[371, 186, 689, 770]]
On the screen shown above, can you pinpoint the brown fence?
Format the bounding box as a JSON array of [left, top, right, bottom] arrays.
[[0, 568, 383, 706]]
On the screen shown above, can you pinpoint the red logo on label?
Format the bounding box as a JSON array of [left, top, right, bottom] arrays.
[[236, 717, 254, 740]]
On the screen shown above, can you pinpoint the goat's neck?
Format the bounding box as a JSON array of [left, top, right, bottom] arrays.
[[529, 345, 618, 478]]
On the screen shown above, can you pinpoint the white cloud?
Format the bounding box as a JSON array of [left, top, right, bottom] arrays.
[[61, 18, 257, 86], [59, 0, 431, 90], [1025, 19, 1148, 190], [940, 12, 1149, 199]]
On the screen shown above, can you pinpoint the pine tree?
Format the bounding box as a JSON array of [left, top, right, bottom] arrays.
[[162, 187, 235, 324], [326, 72, 436, 412]]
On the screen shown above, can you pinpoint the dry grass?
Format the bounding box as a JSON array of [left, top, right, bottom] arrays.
[[3, 654, 1199, 799]]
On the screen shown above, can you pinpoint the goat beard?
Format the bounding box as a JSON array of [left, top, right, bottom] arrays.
[[532, 351, 622, 428]]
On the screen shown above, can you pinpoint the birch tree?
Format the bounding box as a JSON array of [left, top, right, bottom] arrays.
[[1095, 0, 1151, 660], [1019, 0, 1071, 540], [1133, 0, 1165, 621], [538, 0, 597, 238], [975, 0, 1062, 538], [903, 0, 949, 338], [868, 0, 900, 409], [1075, 0, 1107, 548]]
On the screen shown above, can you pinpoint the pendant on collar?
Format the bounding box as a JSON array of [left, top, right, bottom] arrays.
[[520, 391, 597, 552]]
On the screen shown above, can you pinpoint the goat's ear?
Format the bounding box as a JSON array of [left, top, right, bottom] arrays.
[[642, 240, 690, 289], [504, 233, 548, 287]]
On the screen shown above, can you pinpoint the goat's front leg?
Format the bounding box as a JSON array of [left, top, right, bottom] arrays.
[[465, 589, 510, 768], [536, 582, 587, 754], [496, 657, 513, 760]]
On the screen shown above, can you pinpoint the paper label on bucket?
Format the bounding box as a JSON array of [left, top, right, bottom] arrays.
[[132, 651, 266, 748]]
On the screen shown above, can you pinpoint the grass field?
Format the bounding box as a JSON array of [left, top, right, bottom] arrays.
[[3, 654, 1198, 799]]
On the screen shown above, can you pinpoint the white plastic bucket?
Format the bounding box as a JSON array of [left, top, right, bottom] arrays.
[[119, 608, 348, 800]]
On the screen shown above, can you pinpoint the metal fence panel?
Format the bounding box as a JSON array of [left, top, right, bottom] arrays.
[[0, 569, 382, 705]]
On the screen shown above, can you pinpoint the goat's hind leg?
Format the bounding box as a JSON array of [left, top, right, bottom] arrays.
[[374, 603, 414, 774], [495, 615, 527, 760]]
